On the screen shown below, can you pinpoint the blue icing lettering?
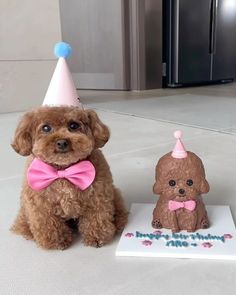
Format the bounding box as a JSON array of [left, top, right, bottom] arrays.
[[136, 231, 147, 238], [136, 231, 170, 241], [172, 233, 179, 239], [162, 234, 170, 241], [135, 231, 227, 244], [172, 233, 189, 240], [147, 234, 155, 240], [166, 240, 189, 248], [190, 233, 225, 243], [166, 240, 175, 247], [210, 235, 225, 243], [196, 233, 206, 240]]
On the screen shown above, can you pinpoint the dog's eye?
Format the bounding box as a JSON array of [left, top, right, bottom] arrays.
[[186, 179, 193, 186], [169, 180, 176, 187], [69, 121, 80, 131], [42, 124, 52, 133]]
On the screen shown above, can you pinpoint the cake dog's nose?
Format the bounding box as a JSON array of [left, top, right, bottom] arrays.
[[56, 139, 69, 151], [179, 188, 185, 195]]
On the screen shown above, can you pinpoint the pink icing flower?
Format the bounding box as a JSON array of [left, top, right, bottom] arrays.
[[202, 242, 213, 248], [153, 230, 162, 235], [142, 240, 152, 246], [125, 232, 134, 238], [224, 234, 233, 240]]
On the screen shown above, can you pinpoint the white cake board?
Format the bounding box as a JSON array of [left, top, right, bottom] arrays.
[[116, 204, 236, 260]]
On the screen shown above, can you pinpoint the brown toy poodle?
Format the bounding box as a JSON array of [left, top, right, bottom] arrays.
[[11, 106, 128, 249], [152, 151, 210, 232]]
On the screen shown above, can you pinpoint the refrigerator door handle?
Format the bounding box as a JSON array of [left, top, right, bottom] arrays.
[[209, 0, 217, 54]]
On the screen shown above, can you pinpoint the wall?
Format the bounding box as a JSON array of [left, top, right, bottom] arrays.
[[59, 0, 130, 90], [0, 0, 61, 113], [0, 0, 163, 113]]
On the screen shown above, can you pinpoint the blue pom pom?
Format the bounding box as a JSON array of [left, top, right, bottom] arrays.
[[54, 42, 72, 58]]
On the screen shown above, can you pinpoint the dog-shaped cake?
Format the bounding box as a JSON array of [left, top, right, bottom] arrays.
[[152, 131, 210, 232], [10, 43, 128, 249]]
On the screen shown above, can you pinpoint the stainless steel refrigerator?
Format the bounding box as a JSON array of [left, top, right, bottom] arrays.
[[164, 0, 236, 87]]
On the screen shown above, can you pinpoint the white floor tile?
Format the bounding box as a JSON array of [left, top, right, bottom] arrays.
[[89, 94, 236, 132]]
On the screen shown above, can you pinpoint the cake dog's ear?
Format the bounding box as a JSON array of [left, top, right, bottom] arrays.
[[86, 109, 110, 148], [11, 112, 33, 156], [153, 180, 162, 194], [200, 179, 210, 194]]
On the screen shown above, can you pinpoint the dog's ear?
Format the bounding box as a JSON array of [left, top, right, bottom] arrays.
[[153, 180, 162, 194], [200, 179, 210, 194], [86, 109, 110, 148], [11, 112, 33, 156]]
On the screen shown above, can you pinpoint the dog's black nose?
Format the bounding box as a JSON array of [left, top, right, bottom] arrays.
[[179, 188, 185, 195], [56, 139, 69, 151]]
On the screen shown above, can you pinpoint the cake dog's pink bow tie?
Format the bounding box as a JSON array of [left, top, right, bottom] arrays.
[[168, 200, 196, 211], [27, 158, 96, 191]]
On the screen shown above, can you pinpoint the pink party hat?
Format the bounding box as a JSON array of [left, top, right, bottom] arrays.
[[42, 42, 82, 107], [171, 130, 187, 159]]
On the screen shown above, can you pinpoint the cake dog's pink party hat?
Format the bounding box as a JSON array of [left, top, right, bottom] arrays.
[[42, 42, 82, 107], [171, 130, 187, 159]]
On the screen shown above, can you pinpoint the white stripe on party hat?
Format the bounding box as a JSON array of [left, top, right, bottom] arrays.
[[171, 130, 187, 159], [43, 42, 82, 107]]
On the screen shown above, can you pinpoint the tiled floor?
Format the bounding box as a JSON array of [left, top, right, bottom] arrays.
[[88, 94, 236, 133], [1, 83, 236, 294]]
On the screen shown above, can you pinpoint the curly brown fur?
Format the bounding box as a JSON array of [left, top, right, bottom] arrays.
[[11, 106, 128, 250], [152, 151, 210, 232]]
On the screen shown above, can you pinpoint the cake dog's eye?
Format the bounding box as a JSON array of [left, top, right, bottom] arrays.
[[169, 180, 176, 187], [42, 124, 52, 133], [69, 121, 80, 131], [186, 179, 193, 186]]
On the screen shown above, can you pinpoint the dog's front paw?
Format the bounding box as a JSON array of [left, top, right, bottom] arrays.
[[34, 227, 73, 250], [82, 229, 115, 248], [81, 221, 116, 248], [39, 233, 73, 250], [11, 222, 34, 240], [152, 219, 162, 229], [83, 237, 105, 248], [54, 233, 74, 250]]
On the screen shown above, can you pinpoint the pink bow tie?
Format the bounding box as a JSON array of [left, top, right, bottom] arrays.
[[168, 200, 196, 212], [27, 158, 96, 191]]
